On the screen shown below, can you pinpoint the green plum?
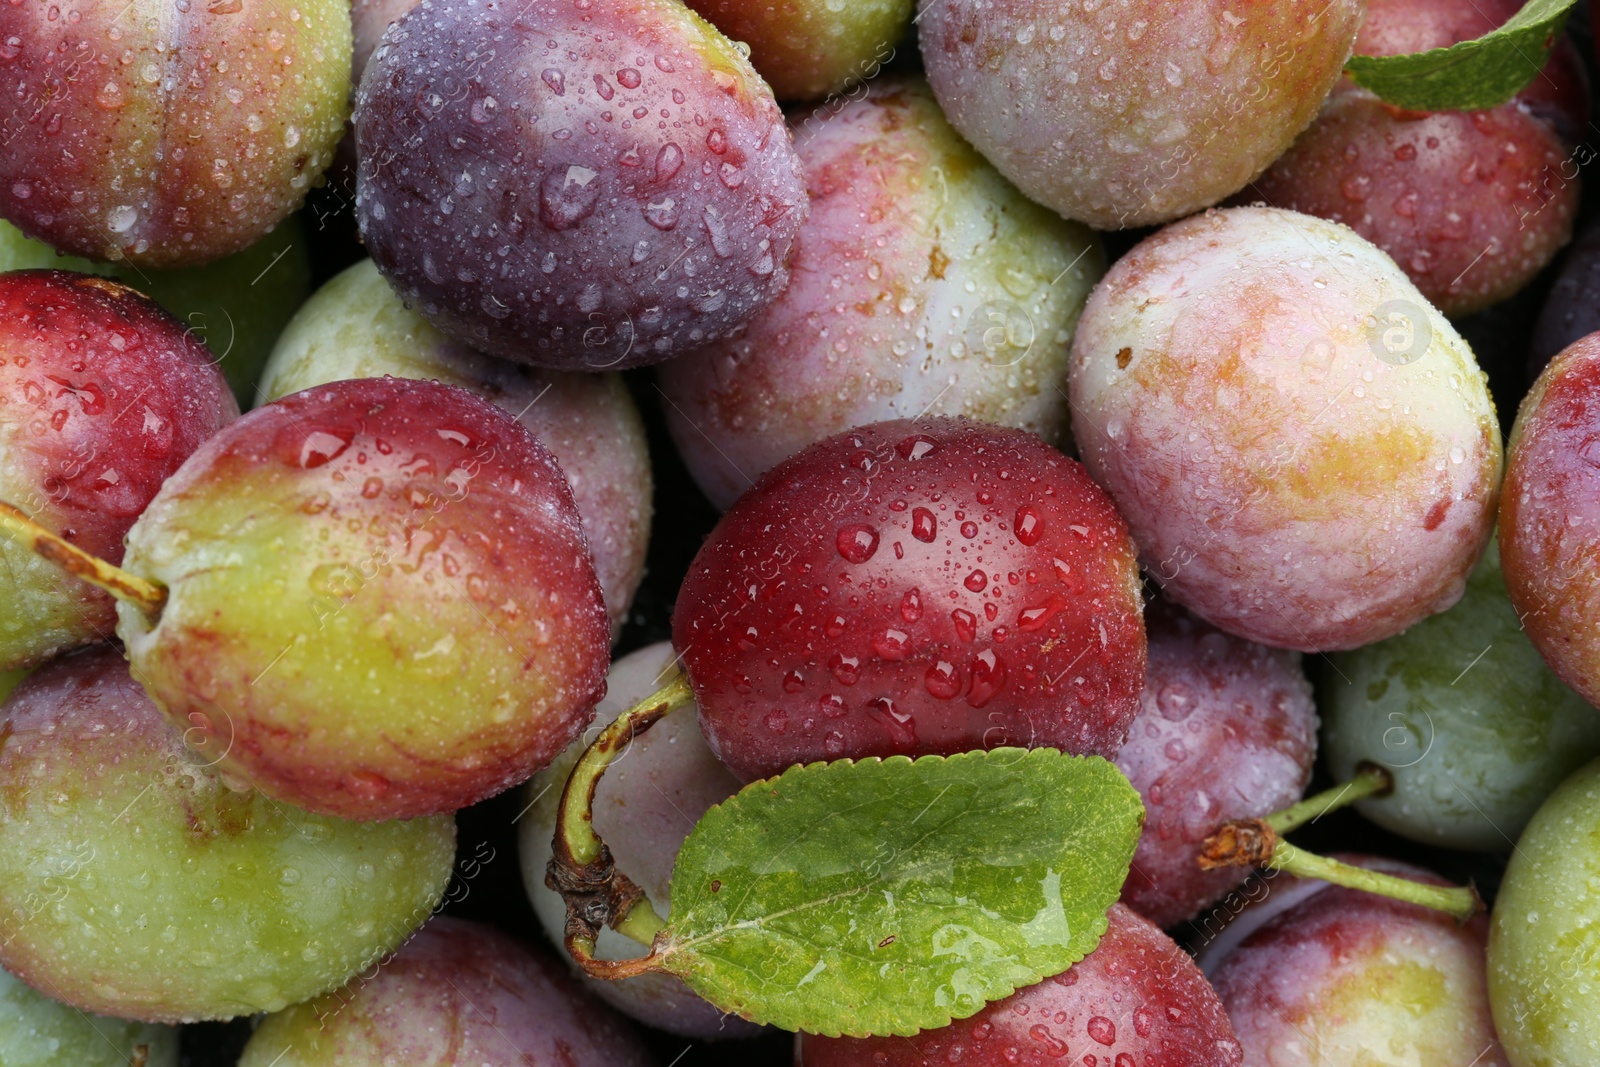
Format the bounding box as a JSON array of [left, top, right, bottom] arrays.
[[0, 669, 30, 705], [0, 967, 177, 1067], [0, 645, 456, 1023], [1323, 540, 1600, 851], [685, 0, 910, 100], [0, 219, 312, 404], [257, 259, 652, 638], [1489, 758, 1600, 1066]]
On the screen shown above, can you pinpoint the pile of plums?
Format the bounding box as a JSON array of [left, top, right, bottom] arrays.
[[3, 0, 1600, 1063]]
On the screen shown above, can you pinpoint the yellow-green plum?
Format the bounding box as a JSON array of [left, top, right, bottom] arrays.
[[519, 642, 763, 1039], [1071, 208, 1501, 652], [684, 0, 911, 100], [1489, 758, 1600, 1067], [117, 377, 611, 820], [238, 917, 655, 1066], [0, 966, 177, 1067], [257, 259, 652, 638], [0, 646, 456, 1023], [1209, 855, 1508, 1067], [0, 219, 313, 404], [0, 0, 350, 268], [658, 78, 1104, 509], [0, 271, 237, 672], [1324, 539, 1600, 851], [918, 0, 1364, 229]]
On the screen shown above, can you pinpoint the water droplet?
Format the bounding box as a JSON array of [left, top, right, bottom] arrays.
[[964, 569, 988, 593], [968, 650, 1006, 708], [106, 205, 138, 233], [1157, 682, 1194, 721], [782, 669, 804, 693], [703, 204, 733, 257], [538, 165, 600, 230], [1087, 1016, 1116, 1045], [655, 54, 675, 73], [541, 67, 565, 95], [295, 429, 351, 469], [951, 609, 978, 643], [1014, 505, 1043, 545], [706, 128, 726, 153], [900, 588, 923, 623], [960, 520, 979, 539], [643, 197, 679, 230], [719, 161, 744, 188], [655, 142, 683, 182], [910, 508, 937, 543], [837, 523, 880, 564], [873, 629, 910, 660], [829, 652, 861, 686], [896, 433, 939, 460], [617, 67, 641, 89], [925, 659, 961, 700]]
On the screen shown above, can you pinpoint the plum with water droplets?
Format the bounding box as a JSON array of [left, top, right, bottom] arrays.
[[238, 917, 655, 1066], [1117, 601, 1316, 929], [1071, 207, 1501, 652], [684, 0, 911, 101], [0, 0, 350, 268], [117, 376, 610, 820], [1245, 0, 1588, 318], [658, 77, 1105, 509], [1208, 855, 1507, 1067], [0, 645, 456, 1023], [257, 258, 653, 639], [1531, 220, 1600, 380], [918, 0, 1363, 229], [799, 903, 1243, 1066], [0, 271, 237, 672], [674, 416, 1145, 783], [0, 964, 177, 1067], [354, 0, 807, 370], [1500, 333, 1600, 712], [520, 641, 765, 1039]]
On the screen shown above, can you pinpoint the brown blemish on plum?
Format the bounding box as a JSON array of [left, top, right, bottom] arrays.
[[1115, 347, 1132, 369], [928, 245, 951, 281]]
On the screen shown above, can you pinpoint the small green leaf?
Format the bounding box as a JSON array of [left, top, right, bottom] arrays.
[[658, 748, 1143, 1037], [1345, 0, 1578, 112]]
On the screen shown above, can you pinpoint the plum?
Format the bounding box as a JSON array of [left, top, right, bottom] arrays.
[[0, 219, 313, 405], [684, 0, 911, 101], [354, 0, 808, 370], [675, 417, 1146, 782], [1246, 0, 1588, 318], [0, 0, 350, 268], [918, 0, 1364, 229], [0, 645, 456, 1022], [0, 270, 237, 671], [1208, 855, 1507, 1066], [257, 258, 652, 637], [1500, 334, 1600, 711], [1071, 207, 1501, 651], [657, 77, 1105, 509], [519, 642, 764, 1039], [1117, 601, 1317, 930], [0, 966, 177, 1067], [1531, 221, 1600, 379], [1323, 538, 1600, 851], [117, 377, 610, 820], [1489, 757, 1600, 1067], [238, 917, 655, 1066], [799, 903, 1243, 1066]]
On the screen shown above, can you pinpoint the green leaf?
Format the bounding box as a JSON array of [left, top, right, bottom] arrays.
[[1345, 0, 1578, 112], [658, 748, 1144, 1037]]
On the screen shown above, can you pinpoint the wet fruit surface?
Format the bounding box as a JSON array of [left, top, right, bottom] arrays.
[[354, 0, 808, 369], [0, 271, 236, 671], [800, 903, 1244, 1067], [685, 0, 911, 101], [118, 377, 610, 820], [674, 416, 1146, 782], [0, 0, 350, 267], [0, 646, 456, 1023]]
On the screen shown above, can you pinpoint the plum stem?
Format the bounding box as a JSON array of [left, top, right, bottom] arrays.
[[546, 671, 696, 981], [0, 500, 166, 618], [1266, 843, 1483, 923], [1266, 763, 1393, 835]]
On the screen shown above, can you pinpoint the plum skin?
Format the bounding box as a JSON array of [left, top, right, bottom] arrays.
[[684, 0, 912, 101], [117, 377, 610, 821], [675, 416, 1146, 783], [1246, 0, 1588, 318], [800, 903, 1243, 1066], [257, 258, 653, 639], [0, 646, 456, 1023], [519, 641, 765, 1039], [354, 0, 808, 370], [918, 0, 1364, 229], [0, 0, 350, 268], [238, 917, 655, 1066], [1500, 334, 1600, 710], [1071, 207, 1501, 652], [0, 966, 178, 1067], [1209, 855, 1507, 1066], [0, 270, 237, 672], [1323, 539, 1600, 851], [658, 77, 1105, 510], [1117, 602, 1316, 930]]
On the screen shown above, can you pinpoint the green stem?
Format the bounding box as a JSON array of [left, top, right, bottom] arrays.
[[0, 500, 165, 618], [1266, 763, 1392, 835], [545, 672, 695, 980], [1268, 842, 1483, 923]]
